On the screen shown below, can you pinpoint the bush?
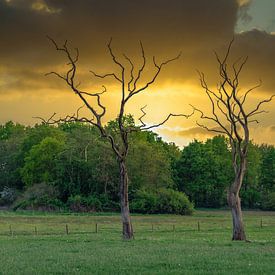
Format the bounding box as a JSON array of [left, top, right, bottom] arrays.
[[131, 188, 193, 215], [131, 190, 158, 214], [261, 192, 275, 210], [0, 187, 17, 206], [13, 183, 64, 211], [98, 194, 120, 212], [157, 189, 194, 215], [67, 195, 102, 212]]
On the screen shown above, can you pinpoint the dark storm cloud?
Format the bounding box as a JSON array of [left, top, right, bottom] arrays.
[[1, 0, 275, 95], [233, 29, 275, 93], [0, 0, 238, 64]]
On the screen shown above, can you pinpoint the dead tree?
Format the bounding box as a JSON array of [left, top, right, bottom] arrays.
[[193, 40, 274, 241], [42, 37, 192, 240]]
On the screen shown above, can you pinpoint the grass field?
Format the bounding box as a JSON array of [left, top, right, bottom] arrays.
[[0, 210, 274, 274]]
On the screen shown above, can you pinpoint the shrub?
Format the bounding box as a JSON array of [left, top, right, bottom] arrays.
[[131, 188, 193, 215], [13, 183, 63, 211], [98, 194, 120, 212], [0, 187, 17, 206], [67, 195, 102, 212], [131, 190, 158, 214], [157, 189, 194, 215], [261, 192, 275, 210]]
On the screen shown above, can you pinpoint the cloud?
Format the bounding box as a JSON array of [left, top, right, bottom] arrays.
[[237, 0, 252, 25], [3, 0, 60, 13], [160, 126, 217, 139], [31, 0, 61, 14], [178, 127, 216, 138], [0, 0, 274, 146], [0, 0, 238, 61], [232, 29, 275, 93], [1, 0, 275, 96]]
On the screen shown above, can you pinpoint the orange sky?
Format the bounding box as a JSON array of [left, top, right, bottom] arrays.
[[0, 0, 275, 146]]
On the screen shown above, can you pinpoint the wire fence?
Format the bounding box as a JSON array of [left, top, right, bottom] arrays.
[[1, 218, 274, 237]]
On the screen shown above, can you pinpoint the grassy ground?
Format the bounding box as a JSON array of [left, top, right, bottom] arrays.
[[0, 210, 274, 274]]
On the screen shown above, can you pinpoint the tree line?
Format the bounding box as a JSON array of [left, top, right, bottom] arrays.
[[0, 121, 274, 212]]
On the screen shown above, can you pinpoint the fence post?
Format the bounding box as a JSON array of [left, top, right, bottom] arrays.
[[34, 226, 38, 236], [65, 224, 69, 235], [95, 223, 98, 233], [260, 218, 263, 229], [173, 224, 175, 232], [197, 221, 200, 232]]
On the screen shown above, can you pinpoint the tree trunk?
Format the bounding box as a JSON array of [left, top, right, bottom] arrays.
[[119, 159, 134, 240], [228, 176, 246, 241]]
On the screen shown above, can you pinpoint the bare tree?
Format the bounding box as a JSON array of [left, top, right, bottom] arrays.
[[41, 37, 193, 240], [193, 40, 274, 241]]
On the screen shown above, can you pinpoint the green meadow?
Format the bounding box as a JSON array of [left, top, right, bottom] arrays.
[[0, 210, 274, 274]]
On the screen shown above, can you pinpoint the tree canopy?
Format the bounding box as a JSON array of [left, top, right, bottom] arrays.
[[0, 121, 274, 212]]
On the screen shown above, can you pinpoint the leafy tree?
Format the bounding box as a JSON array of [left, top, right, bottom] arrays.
[[241, 142, 262, 208], [128, 132, 175, 195], [176, 137, 232, 208], [21, 137, 65, 185], [0, 122, 26, 190], [259, 145, 275, 192]]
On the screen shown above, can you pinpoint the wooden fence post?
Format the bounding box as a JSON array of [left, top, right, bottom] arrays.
[[65, 224, 69, 235]]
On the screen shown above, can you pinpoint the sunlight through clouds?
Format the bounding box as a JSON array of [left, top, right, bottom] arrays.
[[31, 0, 61, 14]]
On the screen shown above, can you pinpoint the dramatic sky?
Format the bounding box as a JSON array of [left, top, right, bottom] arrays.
[[1, 0, 275, 146]]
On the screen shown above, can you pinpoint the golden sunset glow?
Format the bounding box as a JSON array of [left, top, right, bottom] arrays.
[[1, 0, 275, 146]]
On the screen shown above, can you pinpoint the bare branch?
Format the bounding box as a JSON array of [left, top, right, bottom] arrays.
[[123, 53, 135, 91], [125, 52, 181, 102], [140, 107, 194, 131], [196, 121, 228, 135], [90, 70, 122, 83], [248, 94, 275, 117], [138, 105, 147, 128], [107, 38, 125, 72], [240, 80, 262, 105], [131, 41, 146, 93]]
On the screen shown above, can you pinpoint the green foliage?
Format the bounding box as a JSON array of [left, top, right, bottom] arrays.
[[259, 145, 275, 192], [0, 186, 17, 205], [241, 142, 262, 208], [0, 121, 25, 140], [21, 137, 65, 185], [261, 192, 275, 210], [67, 195, 102, 212], [13, 183, 63, 211], [131, 189, 193, 215], [176, 137, 232, 207], [131, 190, 158, 213], [156, 188, 194, 215], [128, 137, 174, 193], [1, 120, 275, 212], [0, 122, 26, 190]]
